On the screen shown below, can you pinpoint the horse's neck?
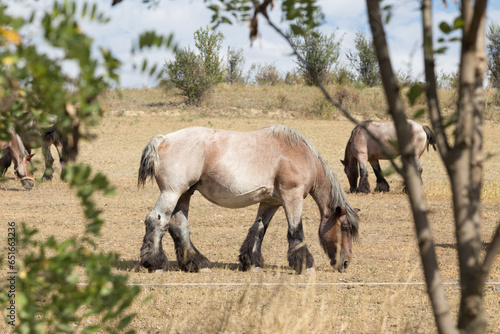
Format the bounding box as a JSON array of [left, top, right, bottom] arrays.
[[310, 165, 335, 218], [344, 141, 357, 167]]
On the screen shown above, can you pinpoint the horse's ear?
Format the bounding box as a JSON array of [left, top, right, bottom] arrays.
[[336, 206, 346, 216], [354, 208, 361, 213], [26, 153, 35, 161], [340, 159, 345, 166]]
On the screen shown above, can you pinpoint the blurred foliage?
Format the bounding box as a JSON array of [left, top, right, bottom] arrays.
[[0, 1, 143, 332]]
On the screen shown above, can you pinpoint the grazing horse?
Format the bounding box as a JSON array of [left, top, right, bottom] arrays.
[[0, 129, 35, 189], [0, 125, 66, 181], [138, 125, 359, 274], [341, 120, 436, 193]]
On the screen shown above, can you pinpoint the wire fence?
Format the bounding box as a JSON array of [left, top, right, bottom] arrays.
[[77, 282, 500, 287]]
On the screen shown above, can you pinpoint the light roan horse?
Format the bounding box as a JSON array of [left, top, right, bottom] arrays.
[[0, 129, 35, 189], [138, 125, 359, 274], [341, 120, 437, 193]]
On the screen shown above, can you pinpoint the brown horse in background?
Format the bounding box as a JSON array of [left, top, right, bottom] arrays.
[[138, 125, 359, 274], [341, 120, 436, 193], [0, 125, 66, 181], [0, 129, 35, 189]]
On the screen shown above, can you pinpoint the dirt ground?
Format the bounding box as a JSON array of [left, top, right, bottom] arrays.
[[1, 114, 499, 333]]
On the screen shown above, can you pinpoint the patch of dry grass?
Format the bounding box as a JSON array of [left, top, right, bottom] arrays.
[[1, 93, 500, 333]]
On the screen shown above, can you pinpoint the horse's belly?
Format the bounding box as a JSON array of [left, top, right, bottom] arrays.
[[196, 183, 276, 208]]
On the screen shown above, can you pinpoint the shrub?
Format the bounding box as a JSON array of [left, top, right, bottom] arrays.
[[164, 48, 212, 105], [290, 27, 342, 86], [487, 22, 500, 89], [347, 31, 381, 87], [194, 26, 224, 84], [254, 63, 282, 86], [225, 46, 245, 84]]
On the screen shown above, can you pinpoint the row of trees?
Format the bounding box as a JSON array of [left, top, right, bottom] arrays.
[[165, 22, 500, 105]]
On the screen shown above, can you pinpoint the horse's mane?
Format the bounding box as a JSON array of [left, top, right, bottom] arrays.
[[12, 130, 29, 155], [272, 125, 359, 237]]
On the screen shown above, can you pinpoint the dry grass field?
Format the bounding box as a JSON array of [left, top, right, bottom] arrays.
[[1, 87, 500, 333]]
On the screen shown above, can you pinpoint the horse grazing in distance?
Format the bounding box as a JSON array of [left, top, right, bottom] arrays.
[[138, 125, 359, 274], [0, 129, 35, 190], [0, 125, 66, 181], [341, 120, 436, 193]]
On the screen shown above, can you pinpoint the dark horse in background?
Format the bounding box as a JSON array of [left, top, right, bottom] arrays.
[[0, 125, 66, 181], [138, 125, 359, 274], [0, 129, 35, 189], [341, 120, 436, 193]]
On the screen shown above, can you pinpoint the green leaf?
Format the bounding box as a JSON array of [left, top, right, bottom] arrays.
[[453, 17, 464, 29], [407, 83, 425, 106], [439, 22, 452, 34], [413, 108, 426, 119]]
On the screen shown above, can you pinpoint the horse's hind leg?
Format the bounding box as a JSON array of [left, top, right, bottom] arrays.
[[283, 195, 314, 274], [371, 160, 390, 192], [357, 157, 371, 193], [168, 192, 211, 272], [238, 203, 280, 271]]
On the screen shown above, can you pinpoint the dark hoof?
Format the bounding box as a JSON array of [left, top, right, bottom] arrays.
[[238, 252, 264, 271], [42, 174, 53, 181], [354, 187, 370, 194], [288, 246, 314, 274], [374, 184, 390, 193]]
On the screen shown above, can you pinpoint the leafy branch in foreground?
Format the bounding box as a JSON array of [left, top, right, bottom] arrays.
[[0, 164, 140, 334]]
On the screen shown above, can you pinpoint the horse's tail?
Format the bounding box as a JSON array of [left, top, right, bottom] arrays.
[[42, 125, 63, 146], [138, 135, 165, 187], [423, 125, 437, 152]]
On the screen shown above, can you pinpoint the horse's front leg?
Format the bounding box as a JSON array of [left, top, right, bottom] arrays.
[[239, 203, 280, 271], [168, 192, 211, 272], [370, 160, 390, 192], [140, 192, 179, 272], [41, 140, 55, 181], [357, 158, 371, 193], [283, 195, 314, 274], [0, 150, 12, 176]]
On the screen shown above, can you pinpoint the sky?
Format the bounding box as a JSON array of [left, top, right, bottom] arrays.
[[5, 0, 500, 88]]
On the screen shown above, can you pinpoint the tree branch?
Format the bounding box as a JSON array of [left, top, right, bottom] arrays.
[[421, 0, 450, 158], [366, 1, 457, 333], [477, 222, 500, 288]]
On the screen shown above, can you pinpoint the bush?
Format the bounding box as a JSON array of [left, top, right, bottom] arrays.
[[164, 48, 213, 105], [225, 46, 245, 84], [194, 26, 224, 84], [284, 71, 304, 85], [487, 23, 500, 89], [347, 31, 381, 87], [254, 63, 282, 86], [290, 27, 342, 86]]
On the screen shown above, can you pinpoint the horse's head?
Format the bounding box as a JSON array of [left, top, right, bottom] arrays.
[[15, 153, 35, 190], [319, 206, 359, 272], [340, 159, 358, 193]]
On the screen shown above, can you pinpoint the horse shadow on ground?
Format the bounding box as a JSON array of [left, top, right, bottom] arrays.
[[116, 260, 284, 273], [435, 241, 491, 251]]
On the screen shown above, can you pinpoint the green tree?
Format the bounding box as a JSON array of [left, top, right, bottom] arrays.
[[165, 47, 213, 104], [290, 26, 342, 85], [194, 26, 224, 84], [346, 31, 381, 87], [225, 46, 245, 84], [487, 22, 500, 88]]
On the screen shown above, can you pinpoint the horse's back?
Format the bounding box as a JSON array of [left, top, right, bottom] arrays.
[[156, 126, 316, 207]]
